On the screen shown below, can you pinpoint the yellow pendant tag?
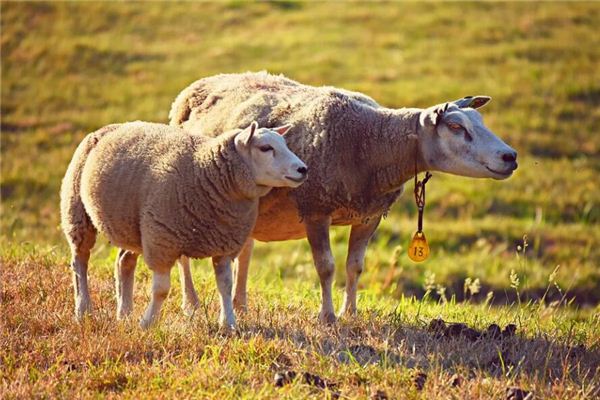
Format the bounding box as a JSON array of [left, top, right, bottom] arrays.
[[408, 231, 430, 262]]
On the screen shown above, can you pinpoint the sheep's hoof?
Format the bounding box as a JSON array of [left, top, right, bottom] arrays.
[[318, 310, 337, 325], [139, 317, 155, 330], [218, 321, 237, 334], [181, 301, 199, 317], [339, 308, 357, 318], [233, 297, 248, 313], [116, 311, 133, 321], [116, 305, 134, 320], [74, 302, 92, 321]]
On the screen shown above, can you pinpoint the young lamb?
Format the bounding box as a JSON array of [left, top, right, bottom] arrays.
[[60, 121, 307, 328], [169, 72, 518, 324]]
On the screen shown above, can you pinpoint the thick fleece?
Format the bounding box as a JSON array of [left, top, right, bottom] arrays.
[[67, 122, 264, 263], [60, 122, 281, 327], [169, 72, 517, 324], [169, 72, 426, 241]]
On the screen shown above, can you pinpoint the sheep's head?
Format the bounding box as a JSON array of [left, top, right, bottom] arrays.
[[234, 121, 308, 188], [419, 96, 517, 180]]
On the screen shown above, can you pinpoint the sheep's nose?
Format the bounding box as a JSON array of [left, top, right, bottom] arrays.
[[297, 166, 308, 176], [502, 151, 517, 163]]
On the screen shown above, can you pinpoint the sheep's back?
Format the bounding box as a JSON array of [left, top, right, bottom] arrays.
[[79, 122, 257, 258], [171, 72, 368, 136], [80, 123, 196, 251], [171, 72, 398, 223]]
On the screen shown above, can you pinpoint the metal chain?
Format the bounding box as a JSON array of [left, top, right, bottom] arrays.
[[414, 171, 432, 233]]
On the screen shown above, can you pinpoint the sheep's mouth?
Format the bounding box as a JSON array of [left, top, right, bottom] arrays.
[[285, 175, 306, 184], [485, 165, 514, 177]]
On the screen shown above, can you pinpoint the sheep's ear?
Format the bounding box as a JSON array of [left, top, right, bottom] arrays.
[[235, 121, 258, 148], [435, 104, 449, 126], [244, 121, 258, 145], [272, 124, 292, 136], [420, 104, 447, 128], [453, 95, 491, 109]]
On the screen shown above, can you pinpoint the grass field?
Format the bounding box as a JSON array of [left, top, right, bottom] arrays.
[[1, 2, 599, 398]]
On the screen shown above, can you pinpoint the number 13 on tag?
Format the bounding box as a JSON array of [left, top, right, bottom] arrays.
[[408, 231, 430, 262]]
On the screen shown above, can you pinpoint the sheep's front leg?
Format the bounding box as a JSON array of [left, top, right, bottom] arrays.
[[212, 256, 236, 329], [340, 217, 381, 316], [305, 216, 337, 324], [178, 256, 200, 316], [115, 249, 139, 319], [233, 237, 254, 312]]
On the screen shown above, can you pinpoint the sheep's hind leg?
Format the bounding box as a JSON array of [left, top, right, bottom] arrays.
[[115, 249, 139, 319], [66, 226, 97, 320], [140, 246, 175, 329], [233, 237, 254, 312], [140, 267, 172, 329], [71, 253, 93, 319], [213, 256, 236, 329], [305, 216, 337, 325], [340, 217, 381, 316], [178, 256, 200, 316]]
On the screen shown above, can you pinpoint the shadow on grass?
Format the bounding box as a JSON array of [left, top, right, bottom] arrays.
[[395, 276, 600, 308], [239, 313, 600, 390]]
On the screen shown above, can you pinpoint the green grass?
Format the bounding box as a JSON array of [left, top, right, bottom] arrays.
[[1, 1, 599, 398]]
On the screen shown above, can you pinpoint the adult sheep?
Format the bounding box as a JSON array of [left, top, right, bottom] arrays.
[[60, 121, 307, 328], [169, 72, 518, 324]]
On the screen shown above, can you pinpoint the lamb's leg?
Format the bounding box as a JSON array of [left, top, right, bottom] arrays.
[[71, 251, 93, 320], [340, 217, 381, 316], [140, 245, 175, 328], [140, 267, 172, 329], [66, 226, 97, 320], [305, 216, 337, 324], [212, 255, 236, 329], [233, 237, 254, 312], [115, 249, 138, 319], [178, 256, 200, 315]]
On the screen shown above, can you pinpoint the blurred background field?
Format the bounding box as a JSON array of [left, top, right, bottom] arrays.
[[2, 1, 599, 306], [2, 2, 600, 398]]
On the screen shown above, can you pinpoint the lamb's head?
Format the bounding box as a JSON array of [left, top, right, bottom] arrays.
[[419, 96, 517, 180], [234, 121, 308, 188]]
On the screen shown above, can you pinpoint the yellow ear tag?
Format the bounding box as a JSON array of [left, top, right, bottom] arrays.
[[408, 231, 430, 262]]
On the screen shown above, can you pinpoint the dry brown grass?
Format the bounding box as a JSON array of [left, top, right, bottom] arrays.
[[1, 252, 598, 399]]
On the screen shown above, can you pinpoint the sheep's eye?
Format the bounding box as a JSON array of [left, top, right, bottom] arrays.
[[259, 145, 273, 152], [447, 122, 463, 131]]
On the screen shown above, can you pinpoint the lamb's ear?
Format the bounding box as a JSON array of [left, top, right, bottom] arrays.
[[453, 95, 491, 109], [235, 121, 258, 148], [248, 121, 258, 144], [245, 121, 258, 145], [272, 124, 292, 136]]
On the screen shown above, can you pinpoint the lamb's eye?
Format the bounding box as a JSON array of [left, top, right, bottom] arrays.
[[447, 122, 463, 131], [259, 145, 273, 152]]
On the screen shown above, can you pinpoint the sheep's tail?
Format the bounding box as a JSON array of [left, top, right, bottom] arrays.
[[60, 124, 120, 250]]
